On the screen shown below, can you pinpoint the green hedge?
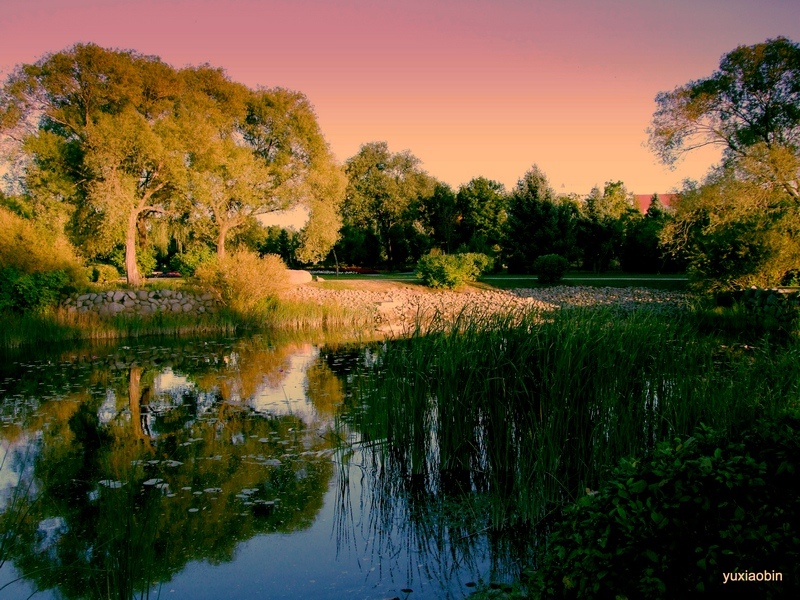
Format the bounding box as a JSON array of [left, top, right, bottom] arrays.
[[416, 252, 492, 289]]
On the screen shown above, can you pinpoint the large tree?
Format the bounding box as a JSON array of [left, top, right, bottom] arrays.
[[343, 141, 435, 269], [0, 44, 185, 285], [0, 44, 345, 283], [504, 165, 578, 273], [648, 37, 800, 287], [455, 177, 507, 256]]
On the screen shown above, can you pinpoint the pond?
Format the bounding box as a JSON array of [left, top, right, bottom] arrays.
[[0, 335, 513, 600]]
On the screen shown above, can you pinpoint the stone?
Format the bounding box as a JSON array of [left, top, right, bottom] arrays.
[[77, 293, 91, 303], [171, 303, 182, 313], [113, 291, 126, 302], [108, 303, 125, 314], [287, 270, 313, 285], [137, 290, 149, 300]]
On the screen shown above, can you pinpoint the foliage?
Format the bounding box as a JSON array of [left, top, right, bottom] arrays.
[[0, 268, 72, 313], [1, 43, 344, 285], [578, 182, 637, 273], [650, 37, 800, 288], [533, 254, 569, 284], [0, 206, 85, 282], [415, 252, 492, 289], [504, 166, 579, 273], [194, 249, 290, 315], [532, 411, 800, 598], [170, 244, 215, 277], [89, 264, 120, 284], [648, 37, 800, 175], [663, 171, 800, 290], [619, 195, 681, 273], [343, 141, 436, 268], [455, 177, 507, 256]]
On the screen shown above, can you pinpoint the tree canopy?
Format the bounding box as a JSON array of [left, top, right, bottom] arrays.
[[649, 37, 800, 288], [0, 43, 344, 284]]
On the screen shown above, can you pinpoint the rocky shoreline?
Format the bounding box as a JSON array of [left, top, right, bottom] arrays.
[[285, 284, 694, 334]]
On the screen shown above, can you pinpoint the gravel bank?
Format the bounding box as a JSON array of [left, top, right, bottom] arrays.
[[285, 284, 694, 334]]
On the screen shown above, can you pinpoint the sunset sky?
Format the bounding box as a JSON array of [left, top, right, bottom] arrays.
[[1, 0, 799, 196]]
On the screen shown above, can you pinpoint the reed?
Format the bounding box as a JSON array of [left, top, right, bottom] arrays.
[[343, 306, 799, 538]]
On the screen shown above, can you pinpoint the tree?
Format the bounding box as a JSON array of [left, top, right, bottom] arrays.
[[343, 141, 435, 269], [455, 177, 507, 256], [504, 165, 578, 273], [0, 44, 186, 285], [578, 181, 637, 273], [1, 44, 345, 283], [649, 37, 800, 287]]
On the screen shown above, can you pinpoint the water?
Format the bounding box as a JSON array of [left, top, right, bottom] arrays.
[[0, 336, 500, 599]]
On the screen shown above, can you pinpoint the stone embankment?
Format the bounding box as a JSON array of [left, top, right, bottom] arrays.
[[62, 289, 221, 317], [285, 285, 693, 333]]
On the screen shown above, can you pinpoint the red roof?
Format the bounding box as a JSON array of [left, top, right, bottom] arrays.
[[633, 194, 676, 214]]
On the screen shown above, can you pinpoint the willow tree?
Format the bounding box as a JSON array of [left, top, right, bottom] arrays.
[[1, 44, 345, 284], [648, 37, 800, 287], [179, 81, 344, 260], [0, 44, 186, 285]]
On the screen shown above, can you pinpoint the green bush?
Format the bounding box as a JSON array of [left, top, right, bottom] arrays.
[[416, 252, 493, 289], [171, 245, 214, 277], [194, 249, 290, 316], [0, 268, 72, 314], [533, 253, 569, 284], [532, 412, 800, 598], [89, 264, 120, 284]]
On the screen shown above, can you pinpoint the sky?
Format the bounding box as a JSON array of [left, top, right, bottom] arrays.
[[1, 0, 799, 198]]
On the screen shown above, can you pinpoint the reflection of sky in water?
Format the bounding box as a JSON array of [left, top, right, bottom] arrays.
[[250, 344, 318, 422]]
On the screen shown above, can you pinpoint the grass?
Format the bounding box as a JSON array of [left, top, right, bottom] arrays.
[[337, 306, 799, 589]]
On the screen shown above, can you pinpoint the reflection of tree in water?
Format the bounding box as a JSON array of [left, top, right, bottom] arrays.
[[0, 336, 342, 599]]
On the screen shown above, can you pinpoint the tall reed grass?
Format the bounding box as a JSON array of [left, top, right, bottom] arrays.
[[343, 307, 799, 536]]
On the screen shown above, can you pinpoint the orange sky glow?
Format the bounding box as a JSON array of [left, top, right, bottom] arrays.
[[2, 0, 799, 196]]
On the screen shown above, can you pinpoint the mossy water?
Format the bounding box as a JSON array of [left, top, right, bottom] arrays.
[[0, 308, 797, 598]]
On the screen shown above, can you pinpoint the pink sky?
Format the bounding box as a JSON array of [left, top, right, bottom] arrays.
[[1, 0, 799, 195]]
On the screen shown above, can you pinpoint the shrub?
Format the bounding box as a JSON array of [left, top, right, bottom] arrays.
[[89, 264, 120, 284], [532, 412, 800, 598], [0, 207, 85, 284], [416, 252, 493, 289], [170, 245, 214, 277], [0, 268, 72, 314], [194, 249, 290, 315], [533, 253, 569, 284]]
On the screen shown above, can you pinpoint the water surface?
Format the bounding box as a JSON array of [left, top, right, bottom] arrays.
[[0, 336, 502, 599]]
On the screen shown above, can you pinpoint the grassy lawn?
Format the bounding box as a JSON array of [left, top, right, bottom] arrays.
[[310, 271, 689, 291]]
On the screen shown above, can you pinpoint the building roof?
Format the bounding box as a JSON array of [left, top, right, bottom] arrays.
[[633, 194, 676, 214]]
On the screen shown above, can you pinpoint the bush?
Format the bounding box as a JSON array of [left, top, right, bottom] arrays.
[[170, 245, 214, 277], [89, 264, 120, 284], [533, 254, 569, 284], [532, 412, 800, 598], [0, 268, 72, 314], [194, 249, 290, 315], [0, 207, 85, 284], [416, 252, 493, 289]]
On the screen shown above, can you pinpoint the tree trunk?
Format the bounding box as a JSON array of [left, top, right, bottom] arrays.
[[128, 367, 154, 453], [217, 226, 228, 259], [126, 211, 142, 286]]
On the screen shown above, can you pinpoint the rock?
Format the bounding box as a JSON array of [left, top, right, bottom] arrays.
[[287, 270, 313, 285], [137, 290, 149, 300]]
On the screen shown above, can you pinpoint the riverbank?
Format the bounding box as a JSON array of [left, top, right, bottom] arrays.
[[0, 280, 695, 349], [285, 281, 694, 335]]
